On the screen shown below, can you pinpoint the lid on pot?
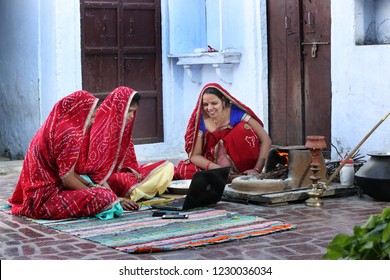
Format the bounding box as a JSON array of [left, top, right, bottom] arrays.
[[340, 158, 354, 164]]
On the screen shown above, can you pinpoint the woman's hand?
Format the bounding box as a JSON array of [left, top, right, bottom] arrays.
[[247, 117, 272, 174], [227, 170, 242, 182], [134, 171, 142, 181], [129, 168, 142, 180], [119, 197, 139, 211], [101, 181, 113, 190], [243, 169, 261, 176]]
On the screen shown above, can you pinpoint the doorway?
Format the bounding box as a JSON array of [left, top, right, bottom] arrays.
[[267, 0, 331, 150], [80, 0, 163, 144]]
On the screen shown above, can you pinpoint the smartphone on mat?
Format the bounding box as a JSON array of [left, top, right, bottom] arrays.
[[161, 214, 189, 219], [152, 211, 167, 217]]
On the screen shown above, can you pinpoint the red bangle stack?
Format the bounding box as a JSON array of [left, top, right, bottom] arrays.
[[206, 161, 212, 170], [253, 167, 261, 173]]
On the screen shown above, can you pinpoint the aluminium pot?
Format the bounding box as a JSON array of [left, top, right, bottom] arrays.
[[355, 152, 390, 201]]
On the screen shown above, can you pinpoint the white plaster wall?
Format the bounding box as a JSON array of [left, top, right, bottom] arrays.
[[0, 0, 82, 158], [0, 0, 40, 158], [331, 0, 390, 159], [40, 0, 82, 119]]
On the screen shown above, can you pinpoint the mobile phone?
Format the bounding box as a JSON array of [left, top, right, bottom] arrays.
[[152, 211, 166, 217], [161, 214, 189, 219]]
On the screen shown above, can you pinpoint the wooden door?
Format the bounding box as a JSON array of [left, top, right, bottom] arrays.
[[301, 0, 331, 148], [80, 0, 163, 144], [267, 0, 331, 150]]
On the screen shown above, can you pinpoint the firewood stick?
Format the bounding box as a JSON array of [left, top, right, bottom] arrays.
[[258, 164, 287, 179], [325, 111, 390, 186]]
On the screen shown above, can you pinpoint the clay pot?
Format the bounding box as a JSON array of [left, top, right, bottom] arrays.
[[355, 152, 390, 201]]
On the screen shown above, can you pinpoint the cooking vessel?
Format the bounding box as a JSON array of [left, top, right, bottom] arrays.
[[355, 152, 390, 201]]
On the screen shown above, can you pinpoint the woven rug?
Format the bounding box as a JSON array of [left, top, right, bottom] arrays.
[[27, 208, 294, 253]]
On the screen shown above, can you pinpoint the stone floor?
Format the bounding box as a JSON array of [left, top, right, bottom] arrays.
[[1, 159, 389, 260]]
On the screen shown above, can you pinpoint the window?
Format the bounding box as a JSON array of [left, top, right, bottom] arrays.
[[355, 0, 390, 45], [167, 0, 241, 83]]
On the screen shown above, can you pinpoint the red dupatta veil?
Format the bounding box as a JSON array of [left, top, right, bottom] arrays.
[[84, 86, 171, 198], [84, 86, 138, 184]]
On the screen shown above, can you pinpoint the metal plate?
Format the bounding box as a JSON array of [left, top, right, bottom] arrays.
[[167, 180, 191, 195]]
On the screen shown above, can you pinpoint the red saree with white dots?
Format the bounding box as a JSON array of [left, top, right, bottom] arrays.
[[84, 87, 172, 202], [8, 91, 118, 219]]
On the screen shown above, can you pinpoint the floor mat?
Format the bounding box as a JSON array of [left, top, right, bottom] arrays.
[[29, 208, 295, 253]]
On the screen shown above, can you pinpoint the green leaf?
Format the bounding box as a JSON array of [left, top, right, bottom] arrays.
[[360, 241, 374, 250], [322, 234, 352, 260], [362, 215, 378, 229], [353, 225, 365, 237], [323, 249, 347, 260], [362, 227, 382, 242], [381, 208, 390, 219], [330, 233, 352, 246], [382, 241, 390, 251], [382, 223, 390, 243]]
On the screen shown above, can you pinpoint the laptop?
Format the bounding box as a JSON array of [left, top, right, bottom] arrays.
[[152, 166, 231, 211]]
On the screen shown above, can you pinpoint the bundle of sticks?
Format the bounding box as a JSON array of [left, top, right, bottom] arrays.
[[257, 164, 288, 180]]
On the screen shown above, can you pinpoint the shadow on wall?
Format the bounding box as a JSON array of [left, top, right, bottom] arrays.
[[1, 148, 24, 160]]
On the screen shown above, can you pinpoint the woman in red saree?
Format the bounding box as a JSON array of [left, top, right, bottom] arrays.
[[8, 91, 120, 220], [85, 86, 174, 210], [175, 83, 272, 180]]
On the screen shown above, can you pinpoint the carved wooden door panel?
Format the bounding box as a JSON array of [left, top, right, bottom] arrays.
[[80, 0, 163, 144], [267, 0, 331, 150]]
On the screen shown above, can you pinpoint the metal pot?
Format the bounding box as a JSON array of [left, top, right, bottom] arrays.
[[355, 152, 390, 201]]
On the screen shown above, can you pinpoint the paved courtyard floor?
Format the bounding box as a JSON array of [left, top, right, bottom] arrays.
[[1, 159, 389, 261]]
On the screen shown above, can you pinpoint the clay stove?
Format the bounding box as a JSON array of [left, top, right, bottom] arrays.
[[230, 145, 327, 194]]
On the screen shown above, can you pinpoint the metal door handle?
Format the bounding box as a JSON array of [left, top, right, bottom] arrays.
[[301, 42, 329, 58], [301, 42, 329, 45]]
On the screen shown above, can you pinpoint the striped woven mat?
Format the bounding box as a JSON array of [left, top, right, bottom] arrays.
[[30, 208, 295, 253]]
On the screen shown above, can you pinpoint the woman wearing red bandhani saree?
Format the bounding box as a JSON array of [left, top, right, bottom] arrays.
[[8, 91, 120, 220], [84, 86, 174, 210], [174, 83, 272, 180]]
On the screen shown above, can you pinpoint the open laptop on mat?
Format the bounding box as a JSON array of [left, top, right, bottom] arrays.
[[152, 166, 231, 211]]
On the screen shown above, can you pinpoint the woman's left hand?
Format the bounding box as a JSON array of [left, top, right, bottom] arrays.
[[94, 182, 112, 190], [130, 169, 142, 181]]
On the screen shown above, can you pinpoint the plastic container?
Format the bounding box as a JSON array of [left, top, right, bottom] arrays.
[[339, 158, 355, 186]]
